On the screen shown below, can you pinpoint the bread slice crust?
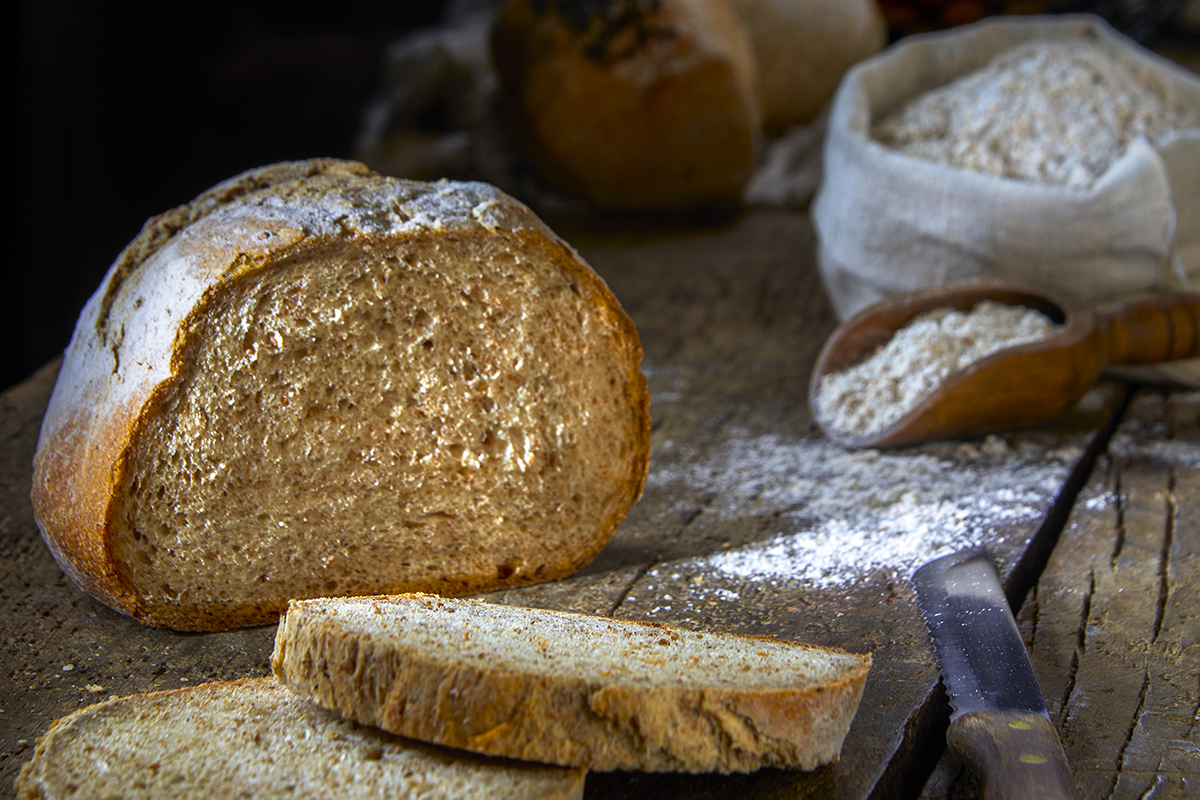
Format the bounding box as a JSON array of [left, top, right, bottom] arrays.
[[15, 677, 585, 800], [32, 159, 650, 630], [272, 594, 872, 773]]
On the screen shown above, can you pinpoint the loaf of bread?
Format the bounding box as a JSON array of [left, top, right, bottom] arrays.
[[31, 159, 651, 631], [15, 677, 585, 800], [726, 0, 886, 135], [272, 593, 873, 773], [491, 0, 762, 210]]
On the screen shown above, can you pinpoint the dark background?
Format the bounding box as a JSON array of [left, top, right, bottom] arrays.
[[13, 1, 449, 392], [13, 1, 1197, 393]]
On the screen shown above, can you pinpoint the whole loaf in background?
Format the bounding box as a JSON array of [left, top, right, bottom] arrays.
[[726, 0, 886, 135], [31, 159, 651, 631], [491, 0, 762, 210]]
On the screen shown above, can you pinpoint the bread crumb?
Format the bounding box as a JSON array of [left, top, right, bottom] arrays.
[[85, 684, 105, 694]]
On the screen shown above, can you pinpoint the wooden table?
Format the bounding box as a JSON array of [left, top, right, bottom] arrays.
[[2, 207, 1197, 799]]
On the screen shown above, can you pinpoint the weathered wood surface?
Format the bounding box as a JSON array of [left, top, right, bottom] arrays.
[[0, 208, 1132, 798], [1028, 388, 1200, 799], [918, 387, 1200, 800]]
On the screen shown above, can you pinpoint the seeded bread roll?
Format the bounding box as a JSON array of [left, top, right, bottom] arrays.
[[272, 593, 873, 773], [15, 677, 585, 800], [491, 0, 762, 210], [31, 159, 650, 631]]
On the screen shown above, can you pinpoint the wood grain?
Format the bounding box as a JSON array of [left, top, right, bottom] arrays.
[[1041, 389, 1200, 799]]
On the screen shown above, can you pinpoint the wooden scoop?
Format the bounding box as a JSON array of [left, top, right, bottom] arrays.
[[809, 280, 1200, 449]]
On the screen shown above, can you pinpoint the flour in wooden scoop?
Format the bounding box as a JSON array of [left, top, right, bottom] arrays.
[[814, 300, 1058, 440]]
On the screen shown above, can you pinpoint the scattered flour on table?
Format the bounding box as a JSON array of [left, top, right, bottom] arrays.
[[646, 431, 1079, 590], [1099, 390, 1200, 468], [815, 301, 1058, 439], [1109, 432, 1200, 469], [873, 40, 1200, 188]]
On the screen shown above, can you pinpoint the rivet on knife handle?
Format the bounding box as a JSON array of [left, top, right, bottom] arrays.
[[948, 709, 1078, 800]]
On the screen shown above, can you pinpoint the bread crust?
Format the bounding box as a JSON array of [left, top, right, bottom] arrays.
[[32, 160, 365, 621], [32, 159, 650, 630], [273, 594, 873, 773]]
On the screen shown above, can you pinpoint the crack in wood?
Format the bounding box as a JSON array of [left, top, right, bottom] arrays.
[[1028, 585, 1040, 648], [1151, 471, 1177, 643], [1062, 648, 1082, 731], [1187, 675, 1200, 744], [1079, 567, 1095, 654], [1007, 383, 1132, 614], [608, 560, 656, 617], [608, 494, 715, 616], [1061, 568, 1094, 726], [1137, 774, 1166, 800], [866, 685, 952, 800], [1107, 668, 1154, 800], [1112, 469, 1129, 568]]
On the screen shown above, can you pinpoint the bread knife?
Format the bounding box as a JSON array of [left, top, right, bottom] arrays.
[[912, 548, 1080, 800]]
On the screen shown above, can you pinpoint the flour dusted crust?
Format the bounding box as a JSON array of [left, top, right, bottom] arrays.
[[272, 594, 872, 773], [491, 0, 761, 210], [15, 677, 585, 800], [31, 159, 650, 631]]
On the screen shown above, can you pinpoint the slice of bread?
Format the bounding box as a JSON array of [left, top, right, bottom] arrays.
[[15, 677, 585, 800], [272, 593, 873, 773], [31, 159, 650, 631]]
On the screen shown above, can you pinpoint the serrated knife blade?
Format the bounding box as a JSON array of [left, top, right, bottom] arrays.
[[913, 548, 1079, 800]]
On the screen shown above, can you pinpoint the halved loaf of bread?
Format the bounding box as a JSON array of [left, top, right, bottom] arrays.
[[31, 159, 650, 631], [272, 593, 873, 773], [15, 677, 585, 800]]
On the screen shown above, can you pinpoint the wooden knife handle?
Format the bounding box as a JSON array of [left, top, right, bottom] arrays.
[[1105, 294, 1200, 365], [947, 710, 1080, 800]]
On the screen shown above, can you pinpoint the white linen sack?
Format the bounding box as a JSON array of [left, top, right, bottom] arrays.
[[812, 15, 1200, 386]]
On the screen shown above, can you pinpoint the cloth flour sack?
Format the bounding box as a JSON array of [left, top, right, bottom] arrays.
[[812, 15, 1200, 386]]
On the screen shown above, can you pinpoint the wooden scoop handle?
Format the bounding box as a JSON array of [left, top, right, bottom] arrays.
[[1105, 294, 1200, 365]]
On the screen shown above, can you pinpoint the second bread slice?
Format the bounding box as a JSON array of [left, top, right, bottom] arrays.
[[15, 677, 584, 800], [272, 593, 872, 773]]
